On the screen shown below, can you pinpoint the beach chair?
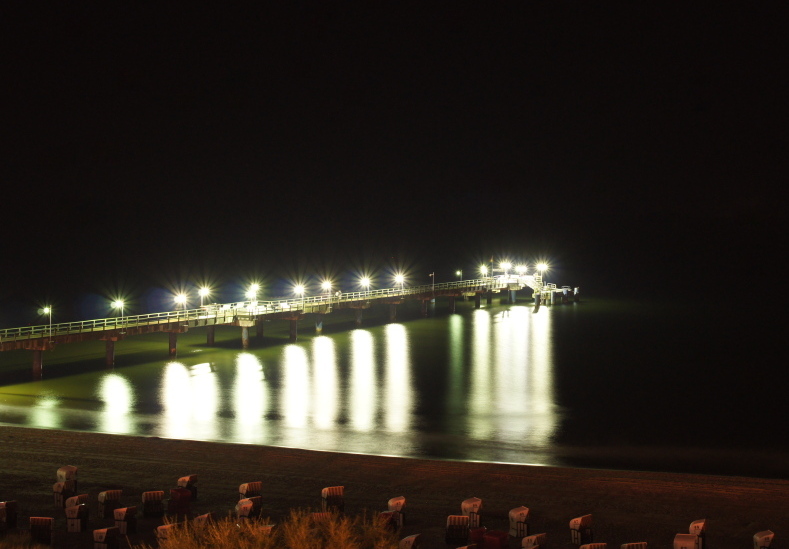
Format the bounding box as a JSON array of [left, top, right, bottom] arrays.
[[674, 533, 699, 549], [446, 515, 470, 544], [621, 543, 648, 549], [236, 497, 262, 519], [141, 490, 165, 517], [689, 519, 706, 549], [57, 465, 78, 491], [483, 530, 509, 548], [65, 504, 89, 532], [177, 474, 198, 500], [322, 485, 345, 512], [461, 497, 482, 528], [522, 532, 548, 548], [311, 511, 332, 523], [400, 533, 421, 548], [754, 530, 775, 549], [93, 526, 119, 549], [378, 511, 399, 531], [509, 506, 530, 537], [113, 507, 137, 535], [29, 517, 54, 546], [53, 480, 75, 507], [97, 490, 122, 519], [570, 514, 593, 544], [193, 512, 214, 527], [388, 496, 406, 527], [239, 481, 262, 500], [580, 544, 607, 549], [65, 493, 88, 509], [0, 501, 17, 531], [157, 523, 178, 541], [167, 487, 192, 516]]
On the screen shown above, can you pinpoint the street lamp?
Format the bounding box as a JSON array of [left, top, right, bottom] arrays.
[[501, 262, 512, 277], [198, 287, 210, 307], [42, 306, 52, 340], [537, 262, 548, 284], [294, 284, 305, 310], [516, 265, 527, 276], [456, 269, 463, 280], [480, 265, 488, 278], [246, 283, 259, 302], [429, 272, 435, 293], [394, 274, 405, 293], [360, 277, 371, 292], [111, 300, 124, 330], [174, 293, 187, 313]]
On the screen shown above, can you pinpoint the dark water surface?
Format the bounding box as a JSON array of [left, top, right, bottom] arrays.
[[1, 298, 785, 478]]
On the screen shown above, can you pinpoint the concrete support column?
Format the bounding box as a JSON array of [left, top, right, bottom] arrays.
[[448, 296, 456, 314], [315, 314, 323, 334], [206, 326, 215, 346], [241, 326, 249, 349], [510, 290, 517, 304], [474, 294, 481, 309], [389, 304, 397, 322], [256, 319, 265, 340], [421, 300, 429, 317], [486, 291, 493, 305], [169, 332, 178, 357], [534, 294, 541, 312], [32, 350, 43, 381], [289, 319, 298, 342], [354, 309, 363, 326], [105, 340, 115, 367], [574, 287, 580, 302]]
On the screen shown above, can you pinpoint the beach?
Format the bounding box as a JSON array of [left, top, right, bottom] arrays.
[[1, 425, 786, 548]]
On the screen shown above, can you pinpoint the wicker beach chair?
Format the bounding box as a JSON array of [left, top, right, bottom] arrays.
[[239, 481, 262, 500], [0, 501, 17, 532], [461, 497, 482, 529], [167, 487, 192, 516], [29, 517, 54, 546], [580, 544, 607, 549], [400, 533, 421, 548], [522, 532, 548, 548], [388, 496, 406, 527], [570, 514, 593, 544], [57, 465, 78, 491], [65, 493, 88, 509], [689, 519, 706, 549], [113, 507, 137, 535], [177, 474, 198, 500], [98, 490, 122, 519], [65, 504, 89, 532], [322, 486, 345, 512], [53, 480, 75, 508], [673, 533, 699, 549], [93, 526, 120, 549], [236, 497, 262, 519], [446, 515, 470, 544], [754, 530, 775, 549], [509, 506, 530, 538], [621, 543, 648, 549], [141, 490, 165, 517]]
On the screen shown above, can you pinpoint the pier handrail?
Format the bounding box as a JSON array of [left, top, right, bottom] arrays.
[[0, 276, 541, 342]]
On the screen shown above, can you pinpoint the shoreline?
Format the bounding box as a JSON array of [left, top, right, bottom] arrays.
[[2, 425, 787, 548]]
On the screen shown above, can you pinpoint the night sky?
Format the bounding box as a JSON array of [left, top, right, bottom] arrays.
[[3, 4, 784, 324]]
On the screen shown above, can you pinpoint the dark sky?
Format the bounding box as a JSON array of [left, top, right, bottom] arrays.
[[3, 4, 784, 322]]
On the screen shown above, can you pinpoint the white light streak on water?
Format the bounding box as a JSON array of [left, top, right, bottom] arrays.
[[97, 373, 135, 434], [232, 352, 266, 443], [312, 336, 338, 430], [350, 330, 376, 432], [384, 324, 411, 433], [469, 309, 493, 439], [282, 345, 310, 430]]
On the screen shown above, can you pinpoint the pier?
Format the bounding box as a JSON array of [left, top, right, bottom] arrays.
[[0, 275, 578, 380]]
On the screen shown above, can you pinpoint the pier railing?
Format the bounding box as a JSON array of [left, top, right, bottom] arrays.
[[0, 276, 541, 342]]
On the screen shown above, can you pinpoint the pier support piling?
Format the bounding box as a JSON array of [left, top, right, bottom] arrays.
[[474, 294, 481, 309], [289, 319, 298, 342], [448, 296, 456, 314], [206, 326, 215, 346], [315, 314, 323, 334], [32, 350, 43, 380], [421, 300, 429, 317], [105, 340, 115, 367], [510, 290, 517, 304], [389, 304, 397, 322], [168, 332, 178, 357], [256, 319, 265, 340], [241, 326, 249, 349], [354, 309, 363, 326], [486, 291, 493, 305]]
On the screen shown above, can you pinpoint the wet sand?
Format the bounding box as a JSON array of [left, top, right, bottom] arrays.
[[1, 425, 787, 548]]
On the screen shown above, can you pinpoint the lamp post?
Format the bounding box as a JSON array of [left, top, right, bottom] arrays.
[[360, 277, 371, 294], [537, 263, 548, 286], [294, 284, 305, 310], [456, 269, 463, 281], [480, 265, 488, 279], [112, 300, 124, 331], [198, 287, 210, 308], [42, 306, 52, 340], [429, 272, 435, 297], [246, 283, 259, 304], [395, 274, 405, 293], [501, 261, 512, 278], [174, 293, 187, 317]]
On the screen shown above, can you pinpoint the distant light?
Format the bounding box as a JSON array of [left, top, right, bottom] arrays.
[[43, 307, 51, 314], [537, 262, 548, 272], [249, 283, 260, 292], [174, 294, 187, 305], [294, 284, 305, 295], [516, 265, 527, 274], [321, 280, 332, 291], [360, 277, 371, 288], [394, 274, 405, 284], [455, 270, 462, 276], [111, 300, 124, 309], [198, 287, 210, 297], [480, 265, 488, 275], [501, 261, 512, 270]]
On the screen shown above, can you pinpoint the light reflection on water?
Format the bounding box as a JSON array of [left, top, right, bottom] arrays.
[[0, 306, 558, 465]]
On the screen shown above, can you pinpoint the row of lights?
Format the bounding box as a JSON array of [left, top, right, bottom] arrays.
[[41, 262, 549, 325]]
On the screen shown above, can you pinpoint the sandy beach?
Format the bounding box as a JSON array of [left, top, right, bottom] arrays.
[[1, 425, 786, 548]]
